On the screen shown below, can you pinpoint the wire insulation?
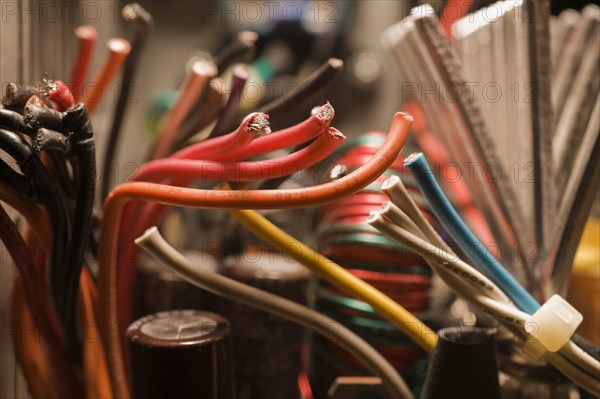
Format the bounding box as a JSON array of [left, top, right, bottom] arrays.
[[136, 227, 415, 399]]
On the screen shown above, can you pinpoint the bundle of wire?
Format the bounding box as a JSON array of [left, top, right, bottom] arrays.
[[308, 132, 442, 397], [366, 153, 600, 396]]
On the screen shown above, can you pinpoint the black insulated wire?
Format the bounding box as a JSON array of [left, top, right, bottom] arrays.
[[259, 58, 344, 118], [33, 127, 71, 154], [33, 127, 75, 198], [101, 3, 152, 200], [215, 31, 258, 73], [23, 104, 69, 135], [0, 158, 40, 203], [0, 108, 28, 133], [2, 83, 36, 112], [0, 127, 70, 342], [62, 104, 97, 357]]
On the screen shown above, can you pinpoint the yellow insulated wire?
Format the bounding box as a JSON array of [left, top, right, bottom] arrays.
[[229, 208, 438, 352]]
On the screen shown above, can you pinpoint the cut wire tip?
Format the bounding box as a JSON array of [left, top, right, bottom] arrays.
[[404, 152, 423, 165], [122, 3, 151, 23], [329, 164, 348, 180], [75, 25, 97, 40], [381, 175, 401, 190], [366, 210, 382, 224], [40, 75, 57, 97], [315, 102, 334, 121], [397, 111, 414, 122], [247, 113, 271, 138]]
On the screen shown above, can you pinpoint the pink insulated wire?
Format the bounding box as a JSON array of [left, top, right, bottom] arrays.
[[152, 59, 218, 159]]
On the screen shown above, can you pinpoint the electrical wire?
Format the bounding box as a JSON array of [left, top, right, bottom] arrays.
[[119, 111, 270, 240], [97, 111, 413, 399], [228, 207, 438, 351], [367, 209, 512, 309], [114, 107, 333, 330], [138, 111, 270, 179], [62, 104, 98, 357], [83, 38, 131, 114], [133, 127, 344, 183], [381, 175, 455, 257], [368, 202, 600, 394], [23, 103, 69, 135], [404, 152, 539, 314], [208, 63, 249, 137], [0, 204, 83, 399], [0, 108, 28, 133], [175, 101, 333, 161], [135, 226, 415, 399], [0, 128, 70, 331], [80, 272, 113, 399], [101, 3, 153, 199], [259, 58, 344, 118], [1, 177, 112, 399], [0, 158, 40, 202], [215, 31, 258, 73], [42, 79, 74, 111], [173, 77, 225, 150], [152, 59, 218, 159], [2, 83, 35, 110], [32, 127, 71, 154], [0, 180, 51, 244], [12, 279, 59, 399], [70, 25, 97, 103]]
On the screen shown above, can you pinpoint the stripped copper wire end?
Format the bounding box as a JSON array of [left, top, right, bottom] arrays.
[[330, 164, 348, 180], [40, 75, 57, 97], [40, 77, 74, 111], [316, 102, 334, 122], [247, 113, 271, 138]]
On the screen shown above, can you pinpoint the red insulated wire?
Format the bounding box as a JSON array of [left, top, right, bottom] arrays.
[[173, 102, 334, 162], [134, 112, 269, 180], [115, 127, 346, 332], [44, 80, 75, 111], [97, 112, 412, 399], [119, 111, 269, 238], [122, 103, 333, 240], [83, 38, 131, 114], [135, 127, 346, 183], [70, 25, 97, 103]]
